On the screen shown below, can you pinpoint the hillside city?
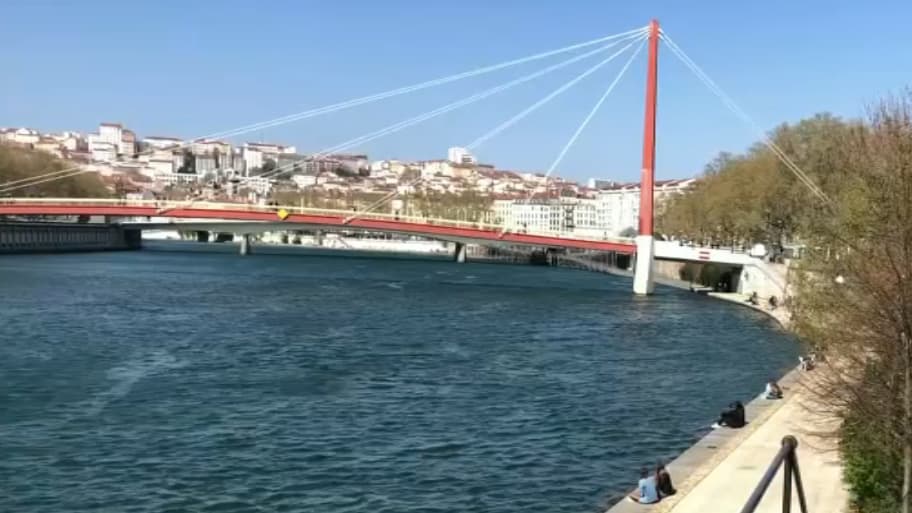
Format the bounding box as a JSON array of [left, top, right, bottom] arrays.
[[0, 123, 693, 238]]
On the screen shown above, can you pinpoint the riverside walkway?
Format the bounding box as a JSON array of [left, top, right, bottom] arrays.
[[607, 368, 848, 513], [607, 291, 849, 513]]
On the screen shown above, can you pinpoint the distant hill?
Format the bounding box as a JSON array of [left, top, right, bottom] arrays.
[[0, 143, 109, 198]]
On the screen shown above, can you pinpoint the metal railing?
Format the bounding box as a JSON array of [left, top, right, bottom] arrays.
[[739, 435, 808, 513]]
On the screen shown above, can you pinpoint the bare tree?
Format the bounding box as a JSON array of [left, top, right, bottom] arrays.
[[793, 92, 912, 513]]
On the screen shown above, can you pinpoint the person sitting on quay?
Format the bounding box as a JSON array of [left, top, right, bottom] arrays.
[[656, 462, 676, 497], [747, 291, 760, 306], [764, 380, 783, 400], [799, 354, 816, 371], [713, 401, 746, 428], [768, 295, 779, 310], [627, 467, 660, 504]]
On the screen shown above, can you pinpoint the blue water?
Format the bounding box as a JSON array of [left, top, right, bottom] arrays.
[[0, 245, 799, 512]]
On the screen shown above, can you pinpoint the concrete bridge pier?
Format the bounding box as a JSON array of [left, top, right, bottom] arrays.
[[633, 235, 655, 294], [314, 230, 324, 247], [239, 234, 253, 256], [453, 242, 467, 263]]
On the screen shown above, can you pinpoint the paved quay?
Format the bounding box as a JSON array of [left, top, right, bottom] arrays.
[[607, 293, 849, 513]]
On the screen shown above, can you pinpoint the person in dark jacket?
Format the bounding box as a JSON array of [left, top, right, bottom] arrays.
[[714, 401, 746, 428]]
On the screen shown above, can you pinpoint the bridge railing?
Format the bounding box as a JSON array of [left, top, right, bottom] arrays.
[[0, 197, 636, 245]]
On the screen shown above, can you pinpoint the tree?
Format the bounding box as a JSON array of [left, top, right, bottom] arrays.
[[792, 93, 912, 513], [0, 143, 109, 198], [261, 158, 277, 174], [332, 166, 355, 178], [176, 149, 196, 174], [657, 114, 858, 248], [619, 226, 638, 238]]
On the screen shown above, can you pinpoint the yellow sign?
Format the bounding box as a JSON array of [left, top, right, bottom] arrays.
[[277, 208, 289, 220]]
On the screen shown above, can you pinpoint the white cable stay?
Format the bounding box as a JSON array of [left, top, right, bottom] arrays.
[[302, 36, 649, 226], [501, 38, 646, 235], [465, 34, 646, 151], [659, 30, 831, 203], [248, 34, 646, 184], [0, 25, 647, 193], [203, 26, 649, 140], [542, 38, 646, 179]]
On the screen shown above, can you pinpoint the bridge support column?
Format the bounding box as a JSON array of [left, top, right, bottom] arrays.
[[633, 236, 655, 294], [314, 230, 324, 247], [453, 242, 467, 263], [634, 19, 660, 296], [239, 234, 253, 256]]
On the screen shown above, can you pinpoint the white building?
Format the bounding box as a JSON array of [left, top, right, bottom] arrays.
[[87, 122, 136, 161], [595, 178, 696, 236], [121, 129, 136, 156], [87, 137, 117, 163], [494, 179, 695, 239], [493, 197, 600, 237], [157, 172, 200, 185], [146, 157, 175, 178], [97, 123, 123, 153], [50, 132, 85, 152], [143, 136, 183, 150], [370, 159, 412, 175], [587, 178, 618, 190], [292, 175, 317, 188], [2, 128, 40, 145], [242, 142, 295, 175], [447, 147, 476, 165]]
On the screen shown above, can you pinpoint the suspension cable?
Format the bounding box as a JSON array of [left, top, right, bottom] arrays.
[[270, 33, 646, 223], [281, 35, 649, 224], [203, 26, 649, 140], [502, 38, 646, 235], [543, 38, 645, 178], [465, 34, 645, 151], [0, 26, 647, 193], [659, 30, 831, 203], [248, 34, 645, 184]]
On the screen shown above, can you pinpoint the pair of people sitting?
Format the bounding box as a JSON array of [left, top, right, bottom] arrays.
[[628, 464, 676, 504]]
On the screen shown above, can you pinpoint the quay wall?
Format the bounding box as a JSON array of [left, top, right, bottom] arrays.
[[0, 222, 142, 254]]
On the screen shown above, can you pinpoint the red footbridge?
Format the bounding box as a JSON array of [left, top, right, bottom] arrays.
[[0, 198, 637, 253]]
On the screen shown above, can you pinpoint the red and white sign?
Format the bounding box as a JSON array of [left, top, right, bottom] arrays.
[[698, 250, 711, 261]]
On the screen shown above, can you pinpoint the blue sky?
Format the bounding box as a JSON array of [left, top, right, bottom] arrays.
[[1, 1, 910, 182]]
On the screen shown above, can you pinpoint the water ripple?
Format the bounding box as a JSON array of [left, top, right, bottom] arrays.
[[0, 248, 799, 513]]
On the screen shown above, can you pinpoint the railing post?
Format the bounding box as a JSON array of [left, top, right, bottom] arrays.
[[783, 447, 793, 513], [790, 451, 810, 513]]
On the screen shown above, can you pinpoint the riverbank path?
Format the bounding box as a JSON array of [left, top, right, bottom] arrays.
[[657, 370, 848, 513]]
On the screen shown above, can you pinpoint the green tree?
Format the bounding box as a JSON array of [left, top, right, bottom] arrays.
[[792, 95, 912, 513], [657, 113, 858, 248], [619, 226, 637, 238], [177, 149, 196, 174]]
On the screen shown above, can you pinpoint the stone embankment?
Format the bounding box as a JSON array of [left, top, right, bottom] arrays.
[[0, 222, 141, 254]]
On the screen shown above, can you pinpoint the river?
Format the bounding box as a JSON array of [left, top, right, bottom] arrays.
[[0, 243, 799, 512]]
